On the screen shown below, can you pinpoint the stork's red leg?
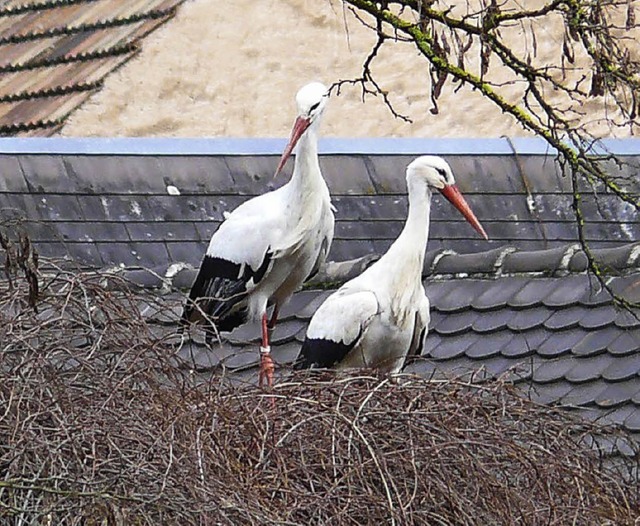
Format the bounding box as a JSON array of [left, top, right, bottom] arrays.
[[259, 313, 275, 388], [267, 304, 279, 330]]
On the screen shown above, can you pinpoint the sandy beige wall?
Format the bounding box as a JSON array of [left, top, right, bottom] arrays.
[[61, 0, 636, 139]]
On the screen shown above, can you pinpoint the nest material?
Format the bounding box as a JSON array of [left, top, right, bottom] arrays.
[[0, 261, 639, 525]]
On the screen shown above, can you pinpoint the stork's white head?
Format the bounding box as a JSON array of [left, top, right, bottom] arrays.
[[407, 156, 488, 240], [276, 82, 329, 176]]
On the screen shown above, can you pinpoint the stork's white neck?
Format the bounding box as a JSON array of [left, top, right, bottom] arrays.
[[287, 124, 327, 199], [383, 176, 433, 279]]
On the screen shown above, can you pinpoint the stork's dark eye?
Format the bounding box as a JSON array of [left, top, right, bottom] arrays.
[[309, 101, 320, 113], [436, 167, 446, 176]]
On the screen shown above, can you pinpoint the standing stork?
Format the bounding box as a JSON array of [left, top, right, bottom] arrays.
[[183, 82, 334, 387], [295, 156, 487, 373]]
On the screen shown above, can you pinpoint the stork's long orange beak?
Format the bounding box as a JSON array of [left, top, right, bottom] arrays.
[[275, 116, 311, 177], [439, 184, 488, 240]]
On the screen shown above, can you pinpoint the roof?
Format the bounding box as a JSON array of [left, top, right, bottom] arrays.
[[1, 137, 639, 455], [0, 138, 639, 268], [0, 0, 185, 136], [119, 248, 640, 452]]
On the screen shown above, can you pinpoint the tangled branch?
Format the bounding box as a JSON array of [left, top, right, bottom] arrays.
[[0, 260, 638, 524], [339, 0, 640, 307]]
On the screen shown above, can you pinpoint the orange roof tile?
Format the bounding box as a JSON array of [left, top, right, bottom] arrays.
[[0, 0, 185, 136]]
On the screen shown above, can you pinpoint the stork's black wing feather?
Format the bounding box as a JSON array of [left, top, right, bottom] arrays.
[[182, 251, 271, 332], [294, 334, 359, 370]]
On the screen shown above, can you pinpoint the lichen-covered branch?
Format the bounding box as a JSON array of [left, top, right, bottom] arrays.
[[341, 0, 640, 306]]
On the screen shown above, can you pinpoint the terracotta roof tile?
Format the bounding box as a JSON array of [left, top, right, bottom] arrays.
[[0, 0, 185, 135]]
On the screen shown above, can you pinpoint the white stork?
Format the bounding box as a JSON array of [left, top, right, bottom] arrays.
[[183, 82, 334, 387], [295, 156, 488, 373]]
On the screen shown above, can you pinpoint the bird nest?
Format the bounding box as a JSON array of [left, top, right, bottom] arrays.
[[1, 252, 639, 524]]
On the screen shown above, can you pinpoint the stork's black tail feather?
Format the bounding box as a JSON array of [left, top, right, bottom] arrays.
[[294, 337, 357, 370], [182, 252, 271, 333]]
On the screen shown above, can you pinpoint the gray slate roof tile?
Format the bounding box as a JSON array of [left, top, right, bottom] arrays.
[[609, 329, 640, 356], [95, 242, 140, 266], [501, 329, 549, 357], [434, 280, 491, 313], [431, 310, 477, 336], [465, 332, 513, 359], [471, 309, 515, 333], [421, 333, 443, 355], [572, 326, 622, 357], [543, 275, 594, 308], [619, 275, 640, 303], [321, 155, 376, 194], [335, 220, 402, 240], [172, 268, 197, 289], [595, 380, 640, 409], [0, 155, 28, 191], [404, 358, 445, 379], [165, 241, 204, 267], [56, 221, 129, 243], [427, 332, 478, 360], [277, 290, 321, 321], [176, 340, 235, 372], [155, 156, 235, 194], [623, 409, 640, 433], [507, 307, 553, 331], [364, 155, 414, 194], [532, 357, 578, 384], [561, 380, 610, 407], [508, 280, 559, 309], [219, 345, 258, 369], [601, 354, 640, 382], [332, 195, 408, 221], [126, 221, 199, 243], [543, 306, 585, 331], [19, 155, 72, 193], [565, 354, 614, 383], [121, 268, 165, 289], [271, 320, 307, 345], [272, 341, 303, 365], [226, 321, 262, 344], [127, 242, 172, 268], [537, 329, 587, 357], [614, 309, 640, 328], [28, 194, 84, 222], [469, 277, 527, 311], [296, 290, 333, 320], [218, 155, 277, 195], [525, 380, 574, 405], [592, 243, 640, 271], [423, 281, 457, 307], [578, 305, 619, 330]]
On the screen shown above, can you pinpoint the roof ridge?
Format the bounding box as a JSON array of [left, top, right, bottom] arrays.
[[0, 81, 100, 104], [0, 0, 98, 17], [0, 43, 136, 74], [0, 118, 63, 136], [428, 242, 640, 278], [0, 7, 176, 47], [97, 242, 640, 292]]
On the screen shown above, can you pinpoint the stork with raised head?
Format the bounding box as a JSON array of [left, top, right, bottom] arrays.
[[183, 82, 334, 387], [295, 156, 488, 373]]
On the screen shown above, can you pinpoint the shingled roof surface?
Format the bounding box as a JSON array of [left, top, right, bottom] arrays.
[[0, 0, 185, 136], [1, 138, 639, 457], [1, 138, 639, 268], [127, 243, 640, 452]]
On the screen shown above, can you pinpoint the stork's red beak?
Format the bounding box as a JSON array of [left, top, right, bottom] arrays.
[[275, 116, 311, 176], [439, 184, 488, 240]]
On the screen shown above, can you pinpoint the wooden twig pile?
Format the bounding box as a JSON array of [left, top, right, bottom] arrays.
[[0, 261, 638, 525]]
